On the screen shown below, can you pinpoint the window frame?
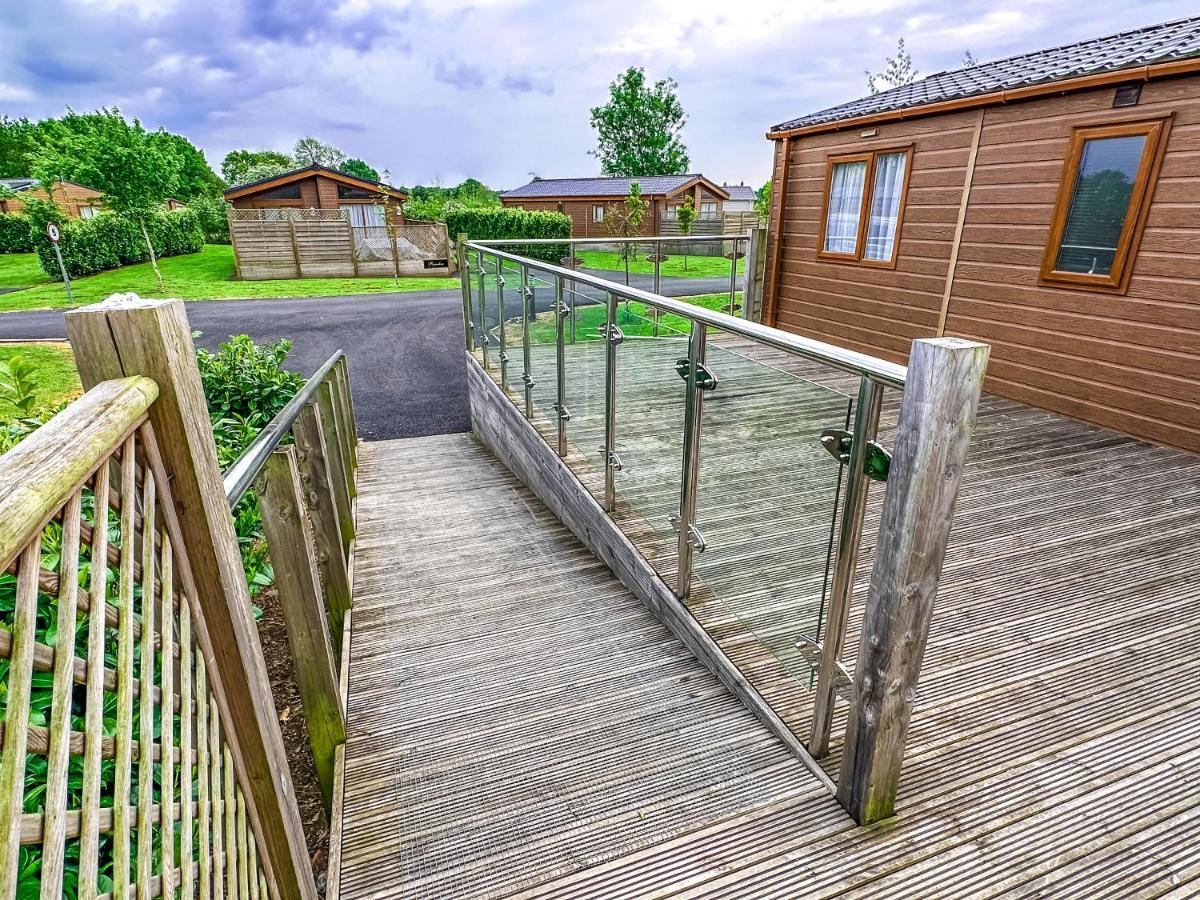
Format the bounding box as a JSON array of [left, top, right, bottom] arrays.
[[592, 204, 605, 223], [1040, 116, 1171, 294], [816, 144, 913, 269]]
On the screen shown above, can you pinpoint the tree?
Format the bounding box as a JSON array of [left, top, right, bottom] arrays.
[[222, 149, 293, 185], [0, 116, 39, 178], [152, 131, 224, 197], [590, 67, 689, 177], [753, 180, 772, 221], [32, 109, 180, 290], [239, 161, 294, 185], [605, 181, 647, 285], [675, 195, 697, 272], [866, 38, 919, 94], [293, 136, 346, 169], [342, 158, 379, 182]]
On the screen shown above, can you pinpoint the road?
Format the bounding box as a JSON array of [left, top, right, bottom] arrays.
[[0, 269, 741, 441]]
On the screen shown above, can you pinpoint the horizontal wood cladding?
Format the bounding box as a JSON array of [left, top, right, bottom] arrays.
[[945, 77, 1200, 452], [768, 74, 1200, 453], [769, 109, 980, 363]]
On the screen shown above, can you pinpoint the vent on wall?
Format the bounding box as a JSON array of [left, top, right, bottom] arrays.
[[1113, 83, 1142, 107]]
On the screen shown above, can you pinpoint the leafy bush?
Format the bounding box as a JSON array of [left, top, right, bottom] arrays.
[[0, 213, 34, 252], [29, 206, 204, 280], [445, 206, 570, 264], [188, 194, 231, 244], [196, 334, 306, 591]]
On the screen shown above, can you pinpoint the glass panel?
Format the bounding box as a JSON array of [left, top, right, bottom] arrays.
[[492, 258, 518, 388], [611, 310, 690, 580], [864, 151, 907, 261], [1055, 133, 1147, 276], [692, 339, 852, 681], [525, 268, 560, 441], [823, 160, 867, 254]]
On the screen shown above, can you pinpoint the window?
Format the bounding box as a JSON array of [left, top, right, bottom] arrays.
[[342, 204, 385, 228], [78, 204, 99, 219], [818, 146, 912, 267], [592, 204, 605, 223], [337, 184, 375, 200], [700, 201, 717, 219], [259, 183, 302, 200], [1041, 118, 1169, 291], [663, 205, 679, 221]]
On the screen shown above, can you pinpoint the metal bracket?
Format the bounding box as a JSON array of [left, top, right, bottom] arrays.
[[820, 428, 891, 482], [795, 636, 854, 702], [496, 274, 506, 287], [520, 286, 534, 301], [499, 351, 510, 364], [521, 372, 535, 388], [552, 403, 571, 422], [599, 324, 624, 345], [674, 358, 718, 391], [668, 515, 707, 552], [475, 266, 486, 277]]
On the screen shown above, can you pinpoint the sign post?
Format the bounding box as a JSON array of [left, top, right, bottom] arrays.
[[47, 223, 74, 304]]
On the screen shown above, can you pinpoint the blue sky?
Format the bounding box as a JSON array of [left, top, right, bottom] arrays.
[[0, 0, 1195, 189]]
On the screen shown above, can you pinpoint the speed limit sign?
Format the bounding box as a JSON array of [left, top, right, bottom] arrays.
[[46, 222, 60, 243]]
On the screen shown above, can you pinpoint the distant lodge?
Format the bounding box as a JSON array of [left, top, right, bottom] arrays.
[[223, 165, 408, 227]]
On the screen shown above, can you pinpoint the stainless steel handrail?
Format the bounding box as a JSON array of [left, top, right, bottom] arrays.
[[466, 241, 906, 389], [474, 234, 749, 246], [223, 349, 344, 506]]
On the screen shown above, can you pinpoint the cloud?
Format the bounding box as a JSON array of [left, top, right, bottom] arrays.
[[0, 0, 1194, 189]]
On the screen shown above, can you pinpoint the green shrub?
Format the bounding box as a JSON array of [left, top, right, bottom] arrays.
[[0, 213, 34, 252], [445, 206, 570, 264], [188, 194, 231, 244], [196, 333, 306, 592], [30, 207, 204, 280]]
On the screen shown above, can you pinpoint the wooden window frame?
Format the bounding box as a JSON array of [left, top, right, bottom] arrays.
[[592, 204, 605, 223], [1040, 116, 1172, 294], [816, 145, 913, 269]]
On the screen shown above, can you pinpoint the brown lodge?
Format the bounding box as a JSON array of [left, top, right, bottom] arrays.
[[762, 17, 1200, 454]]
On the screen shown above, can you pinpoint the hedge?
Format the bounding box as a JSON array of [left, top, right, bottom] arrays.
[[445, 207, 570, 264], [188, 195, 231, 244], [0, 214, 34, 253], [32, 207, 205, 280]]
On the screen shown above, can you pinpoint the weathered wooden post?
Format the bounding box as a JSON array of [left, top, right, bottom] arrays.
[[259, 446, 347, 812], [837, 336, 989, 825], [317, 379, 354, 554], [292, 401, 352, 646], [742, 226, 768, 323], [65, 296, 319, 900]]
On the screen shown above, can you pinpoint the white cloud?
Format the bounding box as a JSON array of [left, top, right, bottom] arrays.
[[0, 82, 32, 101]]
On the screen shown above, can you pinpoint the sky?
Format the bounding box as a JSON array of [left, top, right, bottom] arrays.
[[0, 0, 1196, 190]]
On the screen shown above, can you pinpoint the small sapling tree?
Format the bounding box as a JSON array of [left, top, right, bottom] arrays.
[[676, 194, 697, 272]]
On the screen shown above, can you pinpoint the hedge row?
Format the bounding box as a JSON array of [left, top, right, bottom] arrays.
[[445, 207, 570, 264], [33, 207, 205, 280], [0, 214, 35, 253]]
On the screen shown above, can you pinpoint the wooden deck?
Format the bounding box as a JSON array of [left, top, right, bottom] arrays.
[[339, 335, 1200, 898]]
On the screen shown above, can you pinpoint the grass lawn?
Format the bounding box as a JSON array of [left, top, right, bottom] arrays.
[[0, 244, 460, 313], [577, 250, 744, 279], [528, 293, 738, 344], [0, 342, 81, 416], [0, 253, 53, 290]]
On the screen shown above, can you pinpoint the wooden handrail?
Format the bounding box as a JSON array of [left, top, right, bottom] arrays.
[[0, 376, 158, 571]]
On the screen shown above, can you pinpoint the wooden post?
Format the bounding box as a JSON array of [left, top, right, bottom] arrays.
[[65, 296, 319, 900], [317, 380, 354, 553], [259, 447, 346, 813], [743, 226, 768, 323], [837, 336, 989, 825], [345, 218, 360, 277], [292, 401, 351, 647], [288, 216, 303, 279], [334, 359, 358, 472], [327, 371, 356, 500]]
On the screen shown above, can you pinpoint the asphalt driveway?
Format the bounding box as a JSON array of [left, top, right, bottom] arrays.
[[0, 269, 740, 441]]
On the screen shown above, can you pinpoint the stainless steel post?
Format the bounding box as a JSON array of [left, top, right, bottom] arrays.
[[496, 257, 509, 391], [675, 320, 707, 599], [727, 239, 739, 315], [554, 274, 567, 457], [653, 251, 662, 337], [809, 376, 884, 757], [602, 290, 618, 513], [475, 250, 489, 370], [521, 264, 533, 418], [568, 240, 578, 345], [457, 234, 472, 351]]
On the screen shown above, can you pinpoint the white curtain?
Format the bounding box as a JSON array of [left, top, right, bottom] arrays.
[[864, 152, 907, 261], [823, 160, 867, 254], [342, 204, 385, 227]]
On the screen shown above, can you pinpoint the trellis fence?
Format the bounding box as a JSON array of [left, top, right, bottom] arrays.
[[0, 297, 359, 899], [228, 209, 454, 280]]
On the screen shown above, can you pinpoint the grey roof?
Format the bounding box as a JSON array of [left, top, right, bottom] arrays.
[[502, 174, 722, 199], [0, 178, 38, 193], [773, 16, 1200, 133], [225, 164, 406, 196], [722, 184, 757, 202]]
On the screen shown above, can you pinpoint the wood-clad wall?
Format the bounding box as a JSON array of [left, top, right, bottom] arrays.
[[766, 75, 1200, 453]]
